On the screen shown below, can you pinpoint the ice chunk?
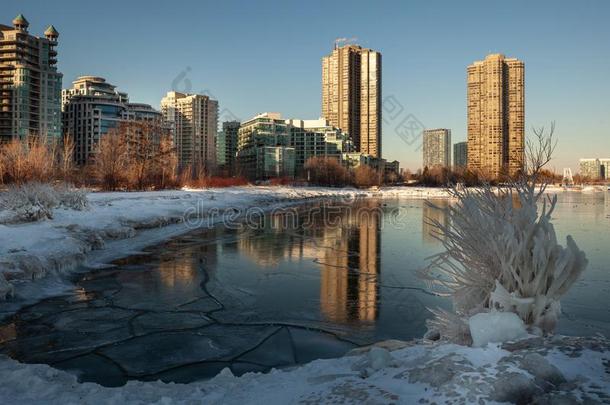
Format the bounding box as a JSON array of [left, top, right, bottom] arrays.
[[351, 347, 397, 377], [469, 311, 527, 347], [368, 347, 395, 370], [0, 275, 13, 300]]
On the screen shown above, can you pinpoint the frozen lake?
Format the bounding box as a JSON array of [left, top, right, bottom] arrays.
[[0, 192, 608, 386]]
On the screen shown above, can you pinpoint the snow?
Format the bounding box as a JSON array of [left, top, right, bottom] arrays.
[[0, 185, 450, 303], [469, 311, 528, 347], [1, 336, 608, 404]]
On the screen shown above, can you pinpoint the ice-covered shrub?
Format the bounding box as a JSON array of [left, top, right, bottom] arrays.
[[0, 182, 89, 223], [420, 125, 587, 344], [0, 182, 58, 222], [421, 182, 587, 342], [55, 183, 89, 211]]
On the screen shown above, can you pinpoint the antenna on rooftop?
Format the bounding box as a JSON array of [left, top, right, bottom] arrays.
[[334, 37, 358, 49]]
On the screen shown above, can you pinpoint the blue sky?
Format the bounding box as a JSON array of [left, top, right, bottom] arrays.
[[5, 0, 609, 171]]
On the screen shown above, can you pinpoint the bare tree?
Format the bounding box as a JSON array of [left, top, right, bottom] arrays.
[[58, 134, 75, 181], [523, 122, 557, 182], [304, 156, 349, 187], [0, 138, 54, 184], [155, 134, 178, 189], [93, 127, 129, 191], [0, 140, 27, 184], [125, 121, 157, 190], [353, 164, 381, 188]]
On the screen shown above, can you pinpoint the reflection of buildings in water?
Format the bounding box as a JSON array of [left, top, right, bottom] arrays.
[[237, 209, 301, 266], [320, 201, 381, 323], [230, 201, 382, 324], [237, 206, 339, 266], [157, 236, 218, 289], [238, 229, 309, 267], [422, 200, 449, 244]]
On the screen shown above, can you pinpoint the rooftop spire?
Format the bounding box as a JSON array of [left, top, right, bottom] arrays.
[[12, 14, 29, 31], [44, 25, 59, 39]]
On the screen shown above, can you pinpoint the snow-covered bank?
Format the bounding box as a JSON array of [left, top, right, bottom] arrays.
[[0, 186, 449, 302], [1, 335, 608, 404], [545, 184, 608, 193]]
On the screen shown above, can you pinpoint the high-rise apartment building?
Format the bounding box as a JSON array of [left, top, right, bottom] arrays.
[[467, 53, 524, 178], [321, 44, 382, 157], [0, 15, 62, 141], [423, 129, 451, 169], [236, 113, 355, 180], [286, 118, 352, 174], [236, 113, 295, 180], [160, 91, 218, 170], [62, 76, 164, 165], [453, 141, 468, 169], [216, 120, 240, 175], [579, 158, 610, 180]]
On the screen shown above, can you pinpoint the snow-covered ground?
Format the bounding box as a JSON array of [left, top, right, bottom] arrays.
[[0, 186, 450, 302], [1, 335, 608, 404]]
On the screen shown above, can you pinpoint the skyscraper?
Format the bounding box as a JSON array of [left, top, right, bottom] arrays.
[[467, 53, 524, 178], [0, 15, 62, 141], [216, 120, 240, 175], [453, 141, 468, 169], [161, 91, 218, 170], [423, 129, 451, 169], [321, 44, 382, 157], [62, 76, 164, 165]]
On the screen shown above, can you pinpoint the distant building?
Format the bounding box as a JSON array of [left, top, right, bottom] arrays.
[[0, 15, 62, 141], [217, 121, 240, 175], [467, 53, 524, 178], [237, 113, 295, 180], [322, 44, 382, 157], [161, 91, 218, 170], [342, 152, 386, 172], [423, 129, 451, 169], [579, 158, 610, 180], [384, 160, 400, 181], [562, 168, 574, 186], [286, 118, 352, 174], [62, 76, 164, 165], [453, 141, 468, 169]]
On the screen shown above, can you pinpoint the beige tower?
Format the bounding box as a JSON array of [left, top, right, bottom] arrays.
[[467, 53, 524, 178], [322, 44, 382, 158], [161, 91, 218, 170], [0, 15, 62, 141]]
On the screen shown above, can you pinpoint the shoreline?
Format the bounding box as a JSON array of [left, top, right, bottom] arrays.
[[1, 334, 608, 403], [1, 183, 606, 305]]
